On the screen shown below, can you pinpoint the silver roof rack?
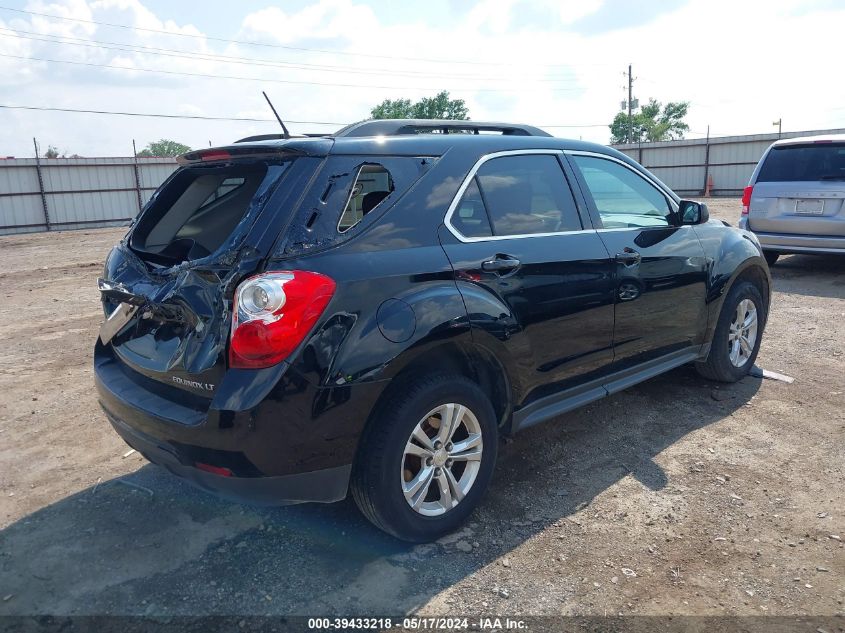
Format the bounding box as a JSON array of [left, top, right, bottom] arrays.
[[334, 119, 552, 138]]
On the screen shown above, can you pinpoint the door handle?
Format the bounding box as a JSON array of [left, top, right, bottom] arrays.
[[615, 250, 641, 266], [481, 257, 521, 272]]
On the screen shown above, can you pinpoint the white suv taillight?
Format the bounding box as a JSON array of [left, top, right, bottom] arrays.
[[741, 185, 754, 216], [229, 271, 336, 369]]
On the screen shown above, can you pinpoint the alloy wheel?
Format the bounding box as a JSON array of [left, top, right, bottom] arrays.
[[400, 403, 483, 517], [728, 298, 758, 368]]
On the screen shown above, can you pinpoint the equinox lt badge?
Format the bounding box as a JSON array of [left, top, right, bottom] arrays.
[[171, 376, 215, 392]]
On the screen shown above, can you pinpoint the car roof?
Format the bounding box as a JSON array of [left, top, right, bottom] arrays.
[[186, 119, 642, 173], [772, 133, 845, 146], [221, 132, 623, 160], [327, 133, 617, 156]]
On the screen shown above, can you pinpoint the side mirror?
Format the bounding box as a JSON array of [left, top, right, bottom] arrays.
[[678, 199, 710, 225]]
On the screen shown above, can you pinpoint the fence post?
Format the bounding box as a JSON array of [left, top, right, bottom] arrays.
[[701, 125, 711, 196], [32, 137, 51, 231], [131, 139, 143, 213]]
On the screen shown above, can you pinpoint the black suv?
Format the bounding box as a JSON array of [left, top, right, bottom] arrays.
[[95, 120, 770, 542]]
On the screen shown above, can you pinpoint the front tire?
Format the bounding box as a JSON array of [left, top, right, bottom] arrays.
[[696, 280, 766, 383], [351, 374, 498, 542]]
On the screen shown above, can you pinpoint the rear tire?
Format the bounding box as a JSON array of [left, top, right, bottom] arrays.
[[351, 374, 497, 542], [764, 251, 779, 267], [696, 280, 766, 383]]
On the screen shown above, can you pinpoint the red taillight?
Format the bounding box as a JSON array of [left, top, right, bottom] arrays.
[[195, 462, 233, 477], [229, 271, 336, 369], [199, 149, 231, 162], [741, 185, 753, 216]]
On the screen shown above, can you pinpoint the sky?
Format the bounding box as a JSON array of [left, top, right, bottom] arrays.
[[0, 0, 844, 157]]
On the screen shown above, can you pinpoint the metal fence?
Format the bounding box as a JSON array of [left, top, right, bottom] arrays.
[[4, 126, 845, 235], [0, 156, 177, 235], [612, 127, 845, 198]]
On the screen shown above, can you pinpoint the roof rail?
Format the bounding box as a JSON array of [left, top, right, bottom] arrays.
[[334, 119, 552, 138]]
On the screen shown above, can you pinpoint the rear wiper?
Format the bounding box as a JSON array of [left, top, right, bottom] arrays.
[[818, 174, 845, 180]]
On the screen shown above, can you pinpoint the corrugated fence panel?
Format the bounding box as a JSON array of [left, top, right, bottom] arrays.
[[646, 143, 708, 167], [46, 190, 137, 226], [650, 166, 702, 194], [0, 156, 177, 235], [613, 127, 845, 197], [138, 161, 179, 206], [137, 160, 178, 186], [0, 164, 40, 194], [0, 194, 45, 233]]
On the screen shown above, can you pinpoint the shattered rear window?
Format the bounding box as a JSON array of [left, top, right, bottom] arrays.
[[276, 155, 435, 256]]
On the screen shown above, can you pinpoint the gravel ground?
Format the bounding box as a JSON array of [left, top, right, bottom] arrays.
[[0, 199, 842, 618]]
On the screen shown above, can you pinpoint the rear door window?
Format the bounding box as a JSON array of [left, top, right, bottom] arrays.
[[757, 143, 845, 182], [451, 178, 493, 238], [475, 154, 582, 236]]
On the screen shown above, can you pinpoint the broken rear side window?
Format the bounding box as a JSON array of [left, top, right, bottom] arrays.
[[277, 155, 435, 256], [337, 164, 394, 233]]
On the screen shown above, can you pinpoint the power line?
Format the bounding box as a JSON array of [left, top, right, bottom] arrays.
[[0, 5, 616, 70], [0, 28, 585, 83], [0, 104, 342, 124], [0, 52, 588, 93], [0, 103, 608, 129], [0, 29, 585, 84]]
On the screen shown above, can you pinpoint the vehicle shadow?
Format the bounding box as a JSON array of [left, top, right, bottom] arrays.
[[770, 253, 845, 299], [0, 366, 761, 616]]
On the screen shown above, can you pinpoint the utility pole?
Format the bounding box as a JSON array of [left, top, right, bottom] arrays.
[[627, 63, 634, 144], [618, 65, 637, 145], [773, 118, 782, 138]]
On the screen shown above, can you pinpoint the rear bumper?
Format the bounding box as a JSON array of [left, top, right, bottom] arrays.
[[94, 341, 386, 505], [107, 411, 351, 505], [739, 222, 845, 254]]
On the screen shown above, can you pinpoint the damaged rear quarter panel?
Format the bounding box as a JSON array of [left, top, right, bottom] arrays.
[[269, 151, 477, 389]]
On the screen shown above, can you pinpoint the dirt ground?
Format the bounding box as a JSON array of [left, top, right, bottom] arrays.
[[0, 199, 842, 619]]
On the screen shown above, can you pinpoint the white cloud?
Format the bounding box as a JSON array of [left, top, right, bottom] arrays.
[[0, 0, 843, 157], [240, 0, 379, 44], [27, 0, 96, 36]]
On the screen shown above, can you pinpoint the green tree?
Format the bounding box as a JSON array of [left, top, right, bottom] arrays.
[[136, 139, 192, 157], [370, 98, 414, 119], [370, 91, 469, 120], [40, 146, 81, 158], [610, 99, 690, 144]]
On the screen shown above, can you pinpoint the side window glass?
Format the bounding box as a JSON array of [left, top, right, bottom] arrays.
[[475, 154, 582, 236], [571, 155, 672, 228], [198, 177, 247, 209], [276, 156, 434, 257], [451, 178, 493, 238], [337, 164, 394, 233]]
